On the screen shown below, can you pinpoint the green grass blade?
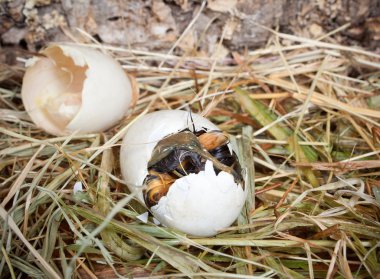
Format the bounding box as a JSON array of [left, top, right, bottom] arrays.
[[235, 87, 319, 186]]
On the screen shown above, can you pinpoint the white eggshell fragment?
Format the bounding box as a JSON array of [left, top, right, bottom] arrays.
[[153, 160, 246, 236], [120, 110, 247, 236], [21, 44, 135, 135]]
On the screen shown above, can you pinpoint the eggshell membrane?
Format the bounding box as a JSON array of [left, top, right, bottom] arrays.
[[120, 110, 247, 236], [22, 56, 72, 135], [22, 44, 133, 135]]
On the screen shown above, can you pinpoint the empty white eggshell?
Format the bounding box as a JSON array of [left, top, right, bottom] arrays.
[[120, 110, 247, 236], [21, 44, 137, 136]]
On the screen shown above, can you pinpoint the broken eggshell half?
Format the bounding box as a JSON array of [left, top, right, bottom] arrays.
[[21, 44, 137, 136], [120, 110, 246, 237]]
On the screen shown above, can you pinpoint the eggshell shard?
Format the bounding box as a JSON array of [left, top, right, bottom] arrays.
[[21, 44, 135, 135], [120, 110, 247, 236], [152, 160, 245, 236]]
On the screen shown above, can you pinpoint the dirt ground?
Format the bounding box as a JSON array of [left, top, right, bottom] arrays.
[[1, 0, 380, 65]]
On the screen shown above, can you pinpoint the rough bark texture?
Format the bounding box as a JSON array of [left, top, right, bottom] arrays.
[[1, 0, 380, 63]]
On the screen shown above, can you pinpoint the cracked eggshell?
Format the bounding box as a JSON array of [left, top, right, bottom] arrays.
[[21, 44, 137, 136], [152, 160, 246, 236], [120, 110, 247, 236], [120, 110, 219, 200]]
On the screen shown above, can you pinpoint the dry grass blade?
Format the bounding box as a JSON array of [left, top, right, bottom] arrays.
[[70, 206, 218, 276], [293, 160, 380, 173], [1, 23, 380, 278], [94, 143, 144, 260], [1, 145, 44, 206], [0, 206, 61, 279], [235, 88, 319, 186], [1, 245, 16, 279]]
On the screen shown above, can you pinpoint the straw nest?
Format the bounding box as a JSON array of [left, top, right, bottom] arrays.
[[1, 28, 380, 278]]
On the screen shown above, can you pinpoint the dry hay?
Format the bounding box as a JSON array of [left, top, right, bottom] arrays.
[[1, 27, 380, 278]]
